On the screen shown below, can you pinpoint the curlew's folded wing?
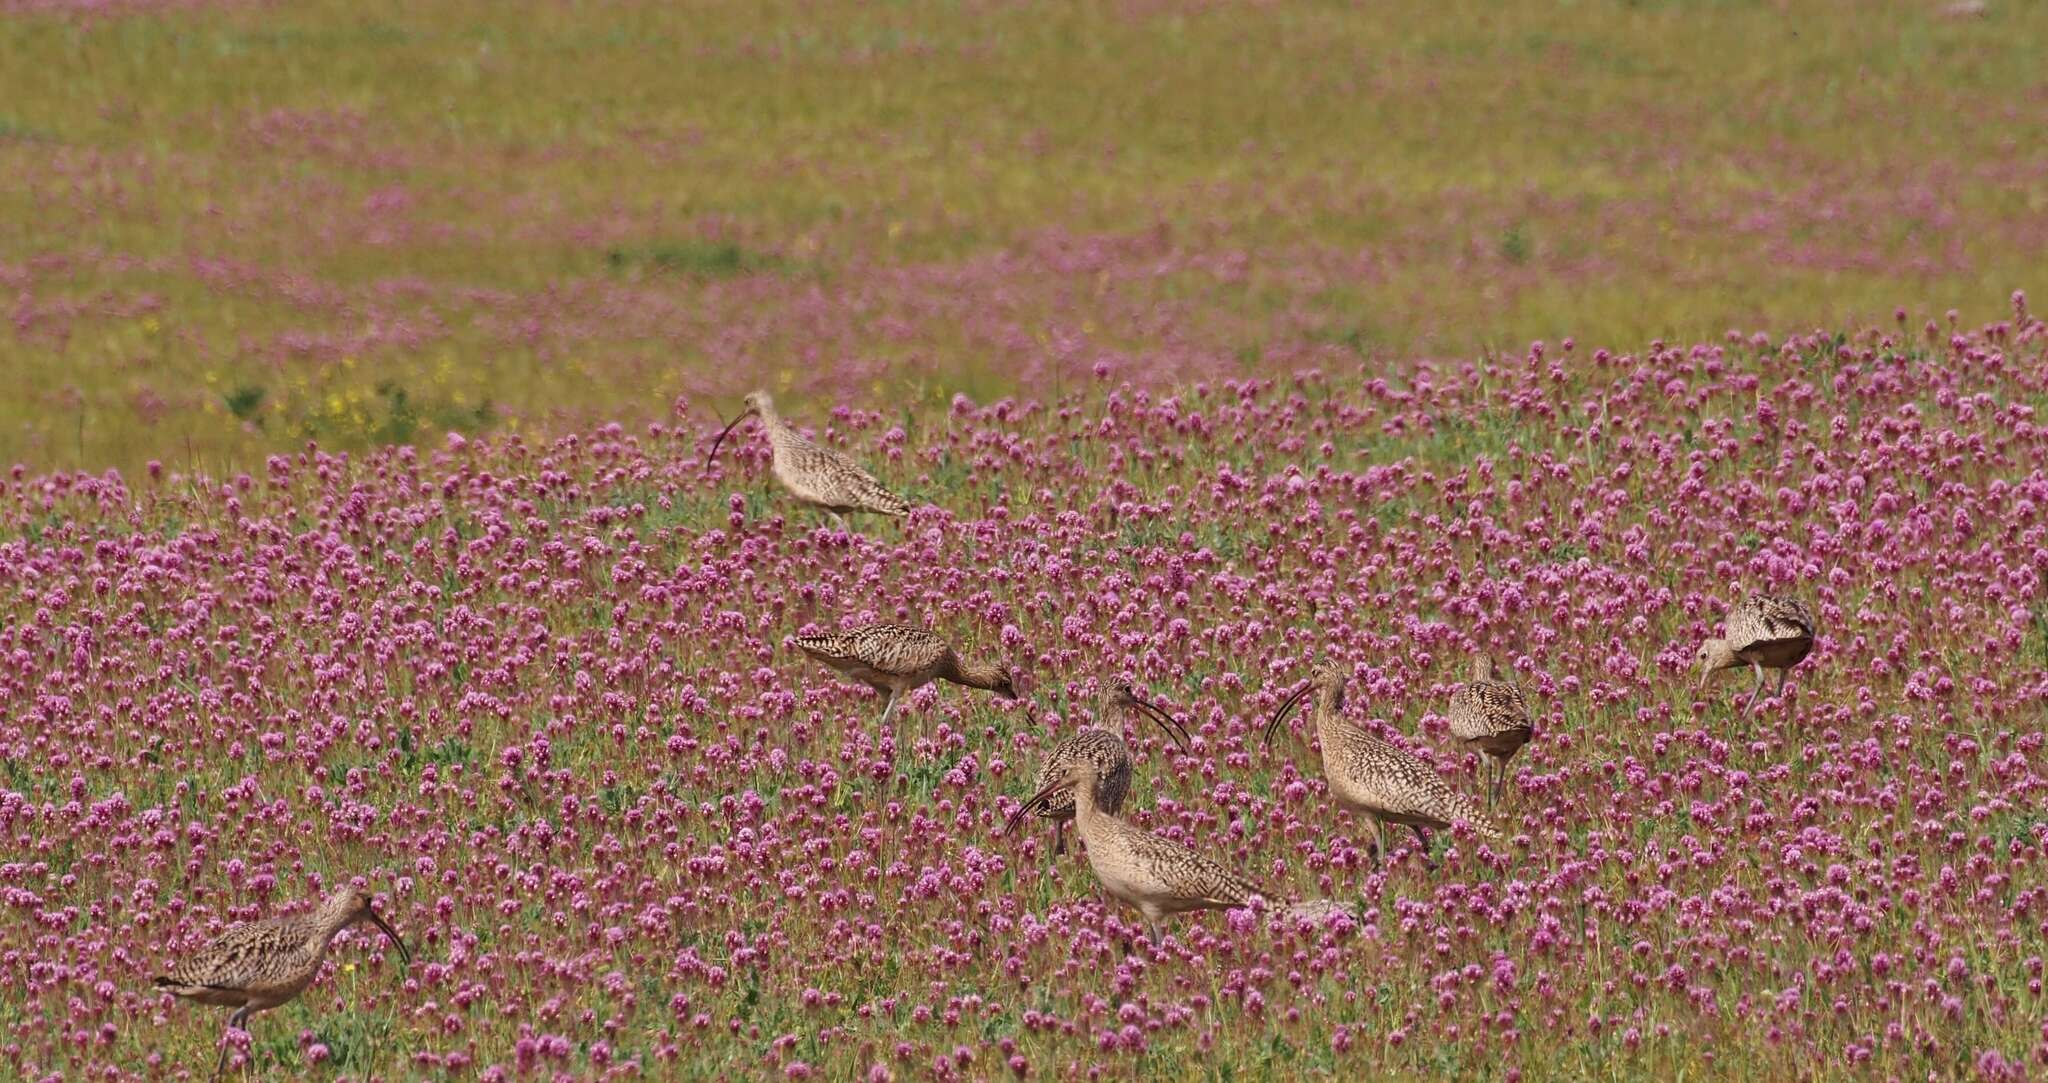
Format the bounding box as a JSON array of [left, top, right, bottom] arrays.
[[1337, 734, 1503, 840], [778, 436, 911, 517], [794, 623, 949, 677], [1127, 831, 1264, 908]]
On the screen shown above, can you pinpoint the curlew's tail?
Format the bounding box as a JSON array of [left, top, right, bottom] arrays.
[[1446, 793, 1504, 841]]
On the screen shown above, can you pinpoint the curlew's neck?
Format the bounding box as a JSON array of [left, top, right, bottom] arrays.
[[305, 896, 362, 952], [944, 656, 1008, 692], [1068, 773, 1107, 835], [1310, 684, 1346, 749]]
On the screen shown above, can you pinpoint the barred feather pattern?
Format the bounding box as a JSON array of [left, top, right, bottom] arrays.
[[1725, 594, 1817, 657], [764, 422, 911, 518]]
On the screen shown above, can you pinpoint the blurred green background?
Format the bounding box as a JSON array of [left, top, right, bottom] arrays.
[[1, 0, 2042, 471]]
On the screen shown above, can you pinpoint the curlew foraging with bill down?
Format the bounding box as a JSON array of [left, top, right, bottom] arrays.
[[707, 390, 910, 528], [1447, 655, 1535, 809], [1267, 657, 1501, 869], [1004, 757, 1265, 945], [1696, 593, 1817, 714], [794, 623, 1023, 726], [153, 887, 410, 1078], [1028, 678, 1192, 857]]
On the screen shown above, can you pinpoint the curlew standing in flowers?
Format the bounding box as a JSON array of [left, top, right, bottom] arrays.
[[1028, 678, 1191, 857], [707, 390, 910, 528], [1695, 593, 1817, 714], [153, 887, 410, 1078], [794, 623, 1022, 726], [1447, 655, 1535, 809], [1003, 758, 1264, 945], [1267, 657, 1500, 868]]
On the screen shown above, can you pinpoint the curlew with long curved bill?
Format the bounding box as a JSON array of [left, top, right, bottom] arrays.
[[1267, 657, 1500, 869], [707, 390, 910, 528], [1028, 678, 1191, 857], [1696, 593, 1816, 714], [795, 623, 1023, 727], [1003, 758, 1264, 945], [153, 887, 411, 1079]]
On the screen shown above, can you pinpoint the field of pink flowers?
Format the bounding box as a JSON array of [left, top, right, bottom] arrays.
[[3, 298, 2046, 1079]]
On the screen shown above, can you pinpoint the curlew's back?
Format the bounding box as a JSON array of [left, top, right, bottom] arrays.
[[767, 426, 911, 517], [1725, 594, 1816, 654], [155, 913, 322, 994], [794, 624, 950, 678], [1447, 677, 1534, 743]]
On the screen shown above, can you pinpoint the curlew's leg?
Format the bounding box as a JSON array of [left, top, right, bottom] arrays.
[[1774, 667, 1790, 704], [1146, 919, 1163, 947], [1361, 815, 1383, 869], [1051, 819, 1065, 857], [216, 1006, 251, 1080], [876, 691, 897, 729], [1409, 825, 1438, 870], [1742, 661, 1766, 715], [829, 512, 849, 533]]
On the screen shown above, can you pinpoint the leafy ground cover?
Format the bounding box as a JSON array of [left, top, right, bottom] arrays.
[[2, 301, 2046, 1078]]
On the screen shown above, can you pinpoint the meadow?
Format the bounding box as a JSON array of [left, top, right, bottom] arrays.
[[2, 0, 2046, 470], [4, 303, 2048, 1079], [5, 0, 2048, 1079]]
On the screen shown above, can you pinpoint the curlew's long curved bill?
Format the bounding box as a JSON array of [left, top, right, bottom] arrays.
[[1001, 776, 1074, 837], [1262, 683, 1313, 747], [706, 409, 756, 466], [365, 907, 412, 966], [1124, 690, 1191, 754]]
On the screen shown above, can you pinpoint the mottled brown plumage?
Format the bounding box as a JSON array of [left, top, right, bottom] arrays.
[[707, 391, 910, 526], [1447, 655, 1535, 808], [1030, 679, 1191, 857], [1267, 658, 1501, 869], [1004, 758, 1264, 944], [153, 888, 410, 1078], [1697, 593, 1817, 714], [794, 623, 1020, 726]]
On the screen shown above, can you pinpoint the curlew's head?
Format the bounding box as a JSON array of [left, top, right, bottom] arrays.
[[1112, 677, 1191, 754], [1264, 656, 1345, 747], [1694, 638, 1739, 689], [986, 660, 1023, 701], [321, 888, 412, 966], [707, 390, 776, 465], [1001, 758, 1101, 837]]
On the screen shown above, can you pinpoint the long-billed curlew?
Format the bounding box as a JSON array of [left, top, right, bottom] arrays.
[[1266, 657, 1501, 869], [1447, 655, 1535, 809], [707, 390, 910, 528], [1003, 758, 1264, 945], [1028, 678, 1191, 857], [153, 887, 410, 1078], [1696, 593, 1816, 714], [794, 623, 1022, 726]]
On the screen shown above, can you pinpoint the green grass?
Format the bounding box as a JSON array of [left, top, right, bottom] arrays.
[[0, 0, 2041, 473]]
